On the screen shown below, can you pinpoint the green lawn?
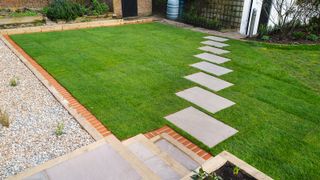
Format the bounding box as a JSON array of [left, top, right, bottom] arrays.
[[11, 23, 320, 179]]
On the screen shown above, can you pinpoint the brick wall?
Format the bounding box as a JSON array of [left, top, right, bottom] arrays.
[[138, 0, 152, 16]]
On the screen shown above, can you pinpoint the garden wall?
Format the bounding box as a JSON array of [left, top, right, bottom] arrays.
[[0, 0, 113, 9]]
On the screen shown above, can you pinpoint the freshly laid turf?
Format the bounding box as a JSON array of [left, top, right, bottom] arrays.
[[11, 23, 320, 179]]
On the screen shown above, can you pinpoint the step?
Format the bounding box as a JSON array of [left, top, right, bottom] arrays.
[[203, 36, 229, 42], [176, 86, 235, 114], [194, 52, 230, 64], [165, 107, 238, 147], [190, 61, 233, 76], [185, 72, 233, 92], [15, 135, 159, 180], [198, 46, 230, 55], [122, 134, 190, 179], [201, 40, 229, 48]]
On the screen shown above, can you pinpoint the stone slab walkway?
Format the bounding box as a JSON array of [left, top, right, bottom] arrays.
[[204, 36, 229, 42], [198, 46, 230, 55], [176, 87, 235, 114], [165, 107, 238, 147], [185, 72, 233, 92], [190, 61, 233, 76], [194, 52, 230, 64], [201, 40, 229, 48]]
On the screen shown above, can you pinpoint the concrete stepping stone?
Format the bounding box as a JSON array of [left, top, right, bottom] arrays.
[[194, 52, 230, 64], [165, 107, 238, 147], [190, 61, 233, 76], [176, 86, 235, 114], [204, 36, 229, 42], [185, 72, 233, 92], [198, 46, 230, 55], [201, 40, 229, 48]]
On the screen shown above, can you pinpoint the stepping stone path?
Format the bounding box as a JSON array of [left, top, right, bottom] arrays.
[[185, 72, 233, 92], [201, 40, 229, 48], [194, 52, 230, 64], [198, 46, 230, 55], [204, 36, 229, 42], [191, 61, 233, 76], [165, 107, 238, 147], [176, 86, 235, 114], [164, 35, 238, 149]]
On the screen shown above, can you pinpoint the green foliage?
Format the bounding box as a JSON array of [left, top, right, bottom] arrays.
[[9, 10, 38, 17], [258, 24, 271, 38], [307, 16, 320, 35], [9, 77, 18, 87], [261, 35, 270, 41], [0, 109, 9, 127], [182, 13, 221, 30], [55, 122, 65, 136], [191, 168, 222, 180], [88, 0, 109, 16], [46, 0, 87, 21], [306, 34, 319, 41], [292, 31, 305, 40], [233, 166, 240, 176]]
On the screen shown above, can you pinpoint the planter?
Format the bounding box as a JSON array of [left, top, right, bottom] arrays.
[[182, 151, 273, 180], [0, 15, 43, 25]]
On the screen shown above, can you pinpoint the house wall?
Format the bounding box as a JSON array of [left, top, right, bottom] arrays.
[[239, 0, 263, 35]]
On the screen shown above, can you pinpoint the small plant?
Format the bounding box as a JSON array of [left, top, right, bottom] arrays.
[[191, 168, 222, 180], [306, 34, 319, 41], [0, 109, 10, 127], [261, 35, 270, 41], [55, 122, 65, 136], [9, 77, 18, 87], [233, 166, 240, 176]]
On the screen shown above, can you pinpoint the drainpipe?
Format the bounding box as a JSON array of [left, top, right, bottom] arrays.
[[246, 0, 254, 35]]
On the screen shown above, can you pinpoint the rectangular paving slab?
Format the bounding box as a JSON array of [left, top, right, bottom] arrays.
[[190, 61, 233, 76], [204, 36, 229, 42], [165, 107, 238, 147], [44, 144, 141, 180], [198, 46, 230, 55], [194, 52, 230, 64], [185, 72, 233, 91], [201, 40, 229, 48], [176, 86, 235, 114]]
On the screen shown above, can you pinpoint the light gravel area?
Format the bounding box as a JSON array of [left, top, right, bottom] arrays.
[[0, 39, 94, 179]]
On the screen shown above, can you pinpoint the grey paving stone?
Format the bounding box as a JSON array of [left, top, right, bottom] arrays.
[[201, 40, 229, 48], [128, 141, 181, 180], [190, 61, 233, 76], [45, 144, 141, 180], [204, 36, 229, 42], [165, 107, 238, 147], [176, 86, 235, 114], [194, 52, 230, 64], [155, 139, 199, 171], [198, 46, 230, 55], [185, 72, 233, 91]]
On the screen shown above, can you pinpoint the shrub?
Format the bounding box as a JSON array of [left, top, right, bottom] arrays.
[[258, 24, 271, 38], [0, 109, 9, 127], [89, 0, 109, 16], [306, 34, 319, 41], [292, 31, 305, 40], [182, 13, 221, 30], [46, 0, 87, 21], [261, 35, 270, 41]]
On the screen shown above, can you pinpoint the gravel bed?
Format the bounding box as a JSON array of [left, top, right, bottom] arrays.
[[0, 39, 94, 179]]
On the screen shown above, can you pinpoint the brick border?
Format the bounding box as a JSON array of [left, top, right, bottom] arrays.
[[144, 126, 213, 161], [3, 35, 112, 138]]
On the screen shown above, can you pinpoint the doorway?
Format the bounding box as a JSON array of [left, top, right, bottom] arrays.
[[121, 0, 138, 17]]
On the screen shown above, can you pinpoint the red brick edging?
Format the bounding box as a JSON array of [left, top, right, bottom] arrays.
[[3, 35, 112, 137], [145, 126, 213, 160]]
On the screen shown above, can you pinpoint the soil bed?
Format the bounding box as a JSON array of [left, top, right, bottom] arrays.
[[214, 162, 256, 180]]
